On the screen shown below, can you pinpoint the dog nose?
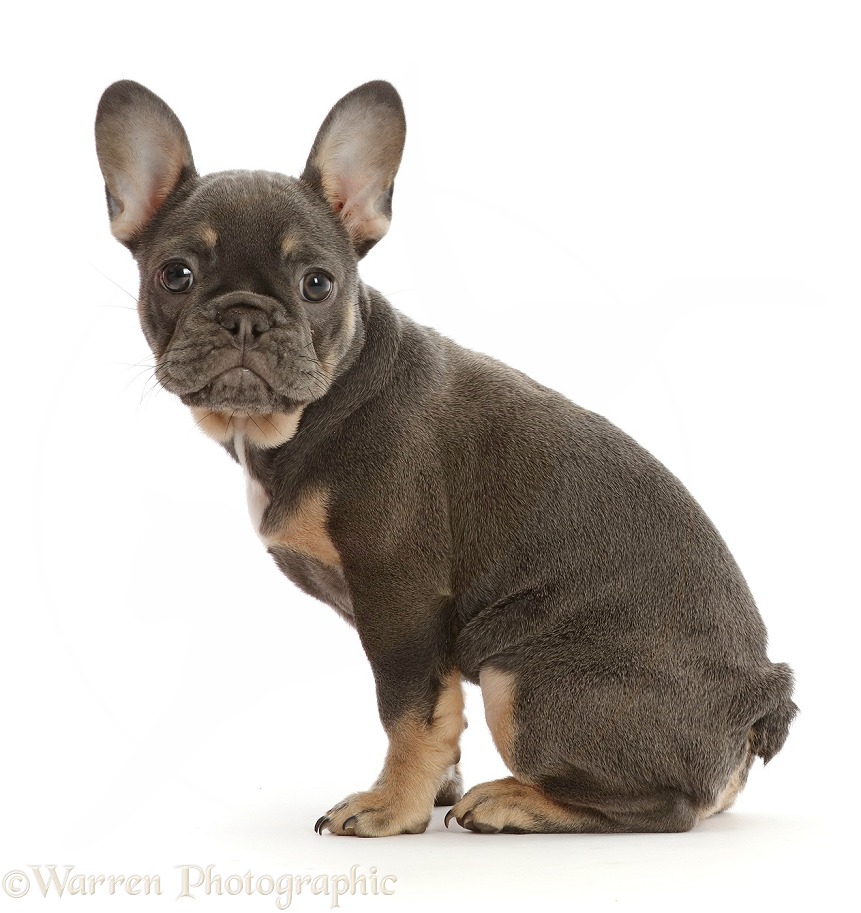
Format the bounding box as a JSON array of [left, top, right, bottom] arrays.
[[218, 305, 271, 349]]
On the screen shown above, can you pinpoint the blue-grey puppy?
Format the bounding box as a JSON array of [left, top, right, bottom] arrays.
[[95, 80, 796, 836]]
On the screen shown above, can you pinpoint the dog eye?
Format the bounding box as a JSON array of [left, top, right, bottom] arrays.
[[159, 262, 194, 293], [300, 271, 334, 302]]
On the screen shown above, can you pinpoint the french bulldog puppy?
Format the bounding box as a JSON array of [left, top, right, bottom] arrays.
[[95, 79, 796, 836]]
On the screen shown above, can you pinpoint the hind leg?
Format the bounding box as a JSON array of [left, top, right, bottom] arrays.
[[445, 775, 614, 833], [446, 663, 740, 834], [445, 667, 605, 832]]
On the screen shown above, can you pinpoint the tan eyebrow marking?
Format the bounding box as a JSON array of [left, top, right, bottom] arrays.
[[281, 233, 300, 256], [199, 225, 218, 248]]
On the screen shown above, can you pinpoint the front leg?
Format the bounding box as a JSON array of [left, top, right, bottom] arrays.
[[315, 669, 465, 836], [314, 480, 463, 837]]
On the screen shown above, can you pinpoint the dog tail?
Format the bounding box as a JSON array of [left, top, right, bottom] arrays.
[[749, 662, 798, 764]]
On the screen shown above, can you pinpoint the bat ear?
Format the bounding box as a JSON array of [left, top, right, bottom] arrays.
[[95, 80, 196, 245], [301, 81, 406, 258]]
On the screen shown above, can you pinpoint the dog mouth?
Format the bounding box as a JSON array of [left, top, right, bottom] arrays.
[[180, 366, 285, 413], [161, 336, 330, 414]]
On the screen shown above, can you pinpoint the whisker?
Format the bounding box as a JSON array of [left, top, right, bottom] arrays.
[[292, 351, 339, 370], [139, 374, 164, 407], [88, 261, 138, 302], [247, 415, 265, 438], [123, 365, 160, 393], [260, 414, 280, 433], [106, 358, 158, 370], [383, 287, 416, 299]]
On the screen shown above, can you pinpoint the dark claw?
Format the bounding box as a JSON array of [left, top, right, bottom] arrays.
[[314, 815, 330, 835], [343, 815, 358, 834], [461, 811, 475, 831], [444, 808, 455, 828]]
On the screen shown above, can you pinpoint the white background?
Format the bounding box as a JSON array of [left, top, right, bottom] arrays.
[[1, 1, 858, 910]]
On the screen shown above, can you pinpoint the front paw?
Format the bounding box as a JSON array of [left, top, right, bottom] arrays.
[[315, 789, 431, 837]]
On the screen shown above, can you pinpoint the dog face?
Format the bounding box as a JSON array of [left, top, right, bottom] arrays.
[[95, 80, 405, 446], [135, 173, 359, 418]]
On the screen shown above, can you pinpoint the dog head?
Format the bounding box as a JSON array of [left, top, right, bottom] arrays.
[[95, 80, 406, 447]]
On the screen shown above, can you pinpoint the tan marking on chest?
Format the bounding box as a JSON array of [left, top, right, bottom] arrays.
[[190, 407, 304, 448], [265, 488, 342, 570]]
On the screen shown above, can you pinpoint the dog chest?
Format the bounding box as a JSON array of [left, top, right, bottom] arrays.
[[235, 433, 342, 568], [235, 433, 272, 541], [263, 487, 343, 570]]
